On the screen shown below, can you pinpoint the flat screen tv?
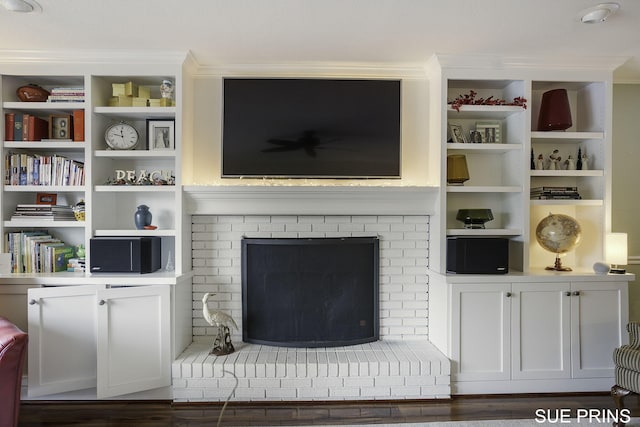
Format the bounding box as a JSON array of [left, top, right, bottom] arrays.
[[222, 78, 401, 178]]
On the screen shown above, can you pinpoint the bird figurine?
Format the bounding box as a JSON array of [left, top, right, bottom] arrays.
[[202, 292, 238, 355]]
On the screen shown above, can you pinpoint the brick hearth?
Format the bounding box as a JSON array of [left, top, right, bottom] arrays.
[[175, 213, 450, 401], [172, 340, 450, 401]]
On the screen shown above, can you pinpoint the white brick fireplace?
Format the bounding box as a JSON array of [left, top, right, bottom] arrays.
[[173, 185, 450, 402]]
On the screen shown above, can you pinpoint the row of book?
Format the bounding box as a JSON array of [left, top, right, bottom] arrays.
[[4, 110, 84, 141], [530, 186, 582, 200], [10, 204, 76, 222], [5, 230, 76, 273], [47, 87, 85, 103], [5, 153, 85, 186]]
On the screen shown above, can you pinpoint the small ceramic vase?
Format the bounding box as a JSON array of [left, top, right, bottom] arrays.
[[134, 205, 152, 230]]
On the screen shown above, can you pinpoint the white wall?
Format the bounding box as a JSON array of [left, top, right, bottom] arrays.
[[612, 84, 640, 320]]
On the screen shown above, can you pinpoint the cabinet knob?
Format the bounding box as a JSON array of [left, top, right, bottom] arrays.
[[565, 292, 571, 297], [28, 299, 37, 305], [505, 292, 512, 298], [573, 291, 581, 296], [99, 299, 106, 306]]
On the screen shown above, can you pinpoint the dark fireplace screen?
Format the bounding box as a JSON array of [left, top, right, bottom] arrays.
[[241, 237, 379, 347]]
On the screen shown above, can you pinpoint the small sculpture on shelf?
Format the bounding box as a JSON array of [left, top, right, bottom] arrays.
[[202, 292, 238, 356], [581, 151, 590, 170], [565, 155, 576, 170], [548, 149, 562, 170], [577, 147, 583, 170], [536, 154, 545, 170]]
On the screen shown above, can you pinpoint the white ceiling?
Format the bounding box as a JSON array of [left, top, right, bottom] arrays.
[[0, 0, 639, 81]]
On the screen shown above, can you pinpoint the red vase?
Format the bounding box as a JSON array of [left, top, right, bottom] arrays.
[[537, 88, 572, 131]]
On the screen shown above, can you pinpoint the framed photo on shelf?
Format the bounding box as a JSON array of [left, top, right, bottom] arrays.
[[36, 192, 57, 205], [448, 123, 467, 143], [49, 114, 73, 140], [476, 121, 501, 143], [147, 119, 175, 151]]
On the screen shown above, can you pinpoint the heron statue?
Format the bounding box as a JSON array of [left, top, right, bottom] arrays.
[[202, 292, 238, 355]]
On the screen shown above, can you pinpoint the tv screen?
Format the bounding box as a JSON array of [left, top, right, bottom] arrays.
[[222, 78, 401, 178]]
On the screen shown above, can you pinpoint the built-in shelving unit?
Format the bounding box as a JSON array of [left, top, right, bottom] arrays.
[[0, 55, 193, 279], [426, 54, 632, 396], [426, 56, 617, 274]]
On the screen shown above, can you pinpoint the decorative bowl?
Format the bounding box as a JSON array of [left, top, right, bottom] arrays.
[[16, 84, 50, 102], [456, 209, 494, 229]]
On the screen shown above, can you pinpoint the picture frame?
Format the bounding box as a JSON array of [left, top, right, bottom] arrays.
[[36, 192, 57, 205], [147, 119, 175, 151], [49, 114, 73, 140], [448, 123, 467, 143], [476, 121, 501, 143]]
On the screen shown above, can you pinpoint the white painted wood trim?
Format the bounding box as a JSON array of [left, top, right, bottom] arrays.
[[183, 185, 438, 215]]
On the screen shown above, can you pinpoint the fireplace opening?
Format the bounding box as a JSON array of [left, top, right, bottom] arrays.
[[241, 237, 379, 348]]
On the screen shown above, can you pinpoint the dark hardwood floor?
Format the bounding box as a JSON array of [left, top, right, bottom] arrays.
[[18, 393, 637, 426]]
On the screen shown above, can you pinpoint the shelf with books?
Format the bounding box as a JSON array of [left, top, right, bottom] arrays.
[[530, 199, 604, 207], [4, 106, 85, 143], [4, 141, 86, 150], [4, 220, 84, 228], [3, 185, 85, 192], [3, 101, 85, 111]]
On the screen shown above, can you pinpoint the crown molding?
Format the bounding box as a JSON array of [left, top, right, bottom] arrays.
[[430, 53, 630, 72], [0, 49, 196, 66], [193, 61, 428, 79]]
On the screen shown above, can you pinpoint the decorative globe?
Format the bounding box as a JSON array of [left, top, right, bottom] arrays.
[[535, 213, 582, 271]]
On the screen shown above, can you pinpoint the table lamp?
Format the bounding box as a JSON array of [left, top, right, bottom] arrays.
[[606, 232, 628, 274]]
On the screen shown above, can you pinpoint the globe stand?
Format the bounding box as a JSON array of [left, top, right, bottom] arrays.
[[546, 255, 572, 272]]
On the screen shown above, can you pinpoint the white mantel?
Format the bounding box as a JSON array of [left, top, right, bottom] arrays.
[[183, 185, 438, 216]]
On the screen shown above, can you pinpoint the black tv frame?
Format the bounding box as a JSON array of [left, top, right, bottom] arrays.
[[221, 78, 402, 179]]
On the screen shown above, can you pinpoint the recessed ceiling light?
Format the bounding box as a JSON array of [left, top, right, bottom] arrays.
[[580, 2, 620, 23], [0, 0, 41, 13]]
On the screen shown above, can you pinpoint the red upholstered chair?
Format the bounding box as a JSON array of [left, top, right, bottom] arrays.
[[0, 317, 28, 427]]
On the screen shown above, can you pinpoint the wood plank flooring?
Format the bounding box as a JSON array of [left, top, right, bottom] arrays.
[[17, 393, 638, 426]]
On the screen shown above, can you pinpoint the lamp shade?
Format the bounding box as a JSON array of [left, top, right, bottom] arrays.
[[537, 89, 572, 131], [606, 232, 628, 266], [447, 154, 469, 185]]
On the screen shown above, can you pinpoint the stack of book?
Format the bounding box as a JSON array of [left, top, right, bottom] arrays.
[[47, 87, 85, 103], [5, 230, 76, 273], [11, 204, 76, 222], [530, 186, 582, 200]]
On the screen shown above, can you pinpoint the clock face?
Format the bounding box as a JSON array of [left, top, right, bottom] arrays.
[[105, 122, 139, 150]]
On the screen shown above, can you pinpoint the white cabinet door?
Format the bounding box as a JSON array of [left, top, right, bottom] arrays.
[[570, 281, 628, 379], [511, 282, 571, 380], [27, 285, 98, 397], [96, 285, 171, 398], [452, 283, 511, 382]]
